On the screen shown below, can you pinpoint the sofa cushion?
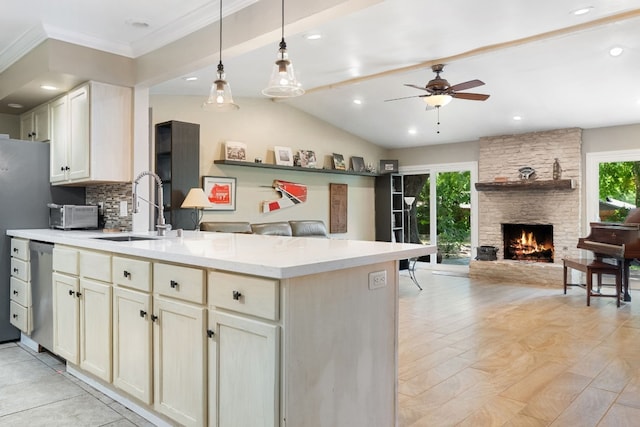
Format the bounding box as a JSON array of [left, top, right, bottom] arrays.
[[251, 222, 292, 236], [289, 220, 329, 238]]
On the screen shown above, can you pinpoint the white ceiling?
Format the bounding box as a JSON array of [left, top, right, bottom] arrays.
[[2, 0, 640, 149]]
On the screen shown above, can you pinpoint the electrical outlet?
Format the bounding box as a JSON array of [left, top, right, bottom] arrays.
[[368, 270, 387, 290], [119, 201, 127, 217]]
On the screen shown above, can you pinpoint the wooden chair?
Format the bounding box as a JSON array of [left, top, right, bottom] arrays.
[[563, 257, 622, 307]]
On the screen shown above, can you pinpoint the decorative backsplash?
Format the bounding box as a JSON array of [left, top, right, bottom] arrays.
[[86, 183, 132, 231]]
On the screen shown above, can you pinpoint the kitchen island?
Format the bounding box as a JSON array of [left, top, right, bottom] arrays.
[[7, 229, 435, 427]]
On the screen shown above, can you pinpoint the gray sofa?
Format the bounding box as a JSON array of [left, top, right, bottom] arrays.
[[200, 220, 329, 238]]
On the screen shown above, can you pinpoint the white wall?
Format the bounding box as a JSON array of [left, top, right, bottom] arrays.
[[149, 95, 388, 240], [0, 113, 20, 139]]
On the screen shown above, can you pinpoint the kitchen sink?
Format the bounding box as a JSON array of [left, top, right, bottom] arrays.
[[93, 235, 158, 242]]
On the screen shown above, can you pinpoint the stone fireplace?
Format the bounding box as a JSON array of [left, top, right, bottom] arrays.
[[470, 128, 583, 285]]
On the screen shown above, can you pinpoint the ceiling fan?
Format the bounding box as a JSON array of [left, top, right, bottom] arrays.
[[385, 64, 490, 108]]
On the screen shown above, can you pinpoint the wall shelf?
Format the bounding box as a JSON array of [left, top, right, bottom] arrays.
[[475, 179, 575, 192], [214, 160, 379, 177]]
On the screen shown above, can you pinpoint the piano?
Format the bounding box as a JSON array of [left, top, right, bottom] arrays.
[[578, 221, 640, 301]]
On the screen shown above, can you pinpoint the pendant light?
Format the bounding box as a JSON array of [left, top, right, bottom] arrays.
[[262, 0, 304, 98], [202, 0, 239, 111]]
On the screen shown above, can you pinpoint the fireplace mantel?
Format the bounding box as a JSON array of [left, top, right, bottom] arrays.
[[475, 179, 575, 192]]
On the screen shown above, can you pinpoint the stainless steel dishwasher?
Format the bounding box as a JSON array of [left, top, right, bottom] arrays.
[[29, 240, 54, 351]]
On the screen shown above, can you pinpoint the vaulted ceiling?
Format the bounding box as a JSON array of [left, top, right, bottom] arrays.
[[2, 0, 639, 148]]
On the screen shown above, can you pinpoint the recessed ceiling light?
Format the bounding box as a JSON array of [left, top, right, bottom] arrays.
[[609, 46, 624, 57], [572, 7, 593, 16], [408, 128, 417, 135], [353, 99, 362, 105], [40, 85, 58, 91], [125, 18, 150, 28], [7, 103, 23, 109], [304, 33, 322, 40], [513, 115, 522, 121], [183, 76, 198, 82]]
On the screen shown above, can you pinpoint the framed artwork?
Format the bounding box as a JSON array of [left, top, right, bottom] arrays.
[[332, 153, 346, 170], [203, 176, 236, 211], [274, 146, 294, 166], [330, 183, 348, 233], [299, 150, 317, 168], [351, 156, 365, 172], [379, 159, 398, 174], [225, 141, 247, 161]]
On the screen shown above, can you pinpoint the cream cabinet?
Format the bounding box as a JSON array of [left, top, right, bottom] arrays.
[[49, 81, 132, 184], [9, 238, 32, 334], [20, 103, 50, 142], [207, 271, 280, 427], [52, 246, 113, 382]]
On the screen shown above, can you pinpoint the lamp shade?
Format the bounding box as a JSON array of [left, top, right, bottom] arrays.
[[423, 94, 452, 107], [181, 188, 210, 208], [262, 46, 304, 98], [202, 66, 239, 112], [404, 197, 416, 207]]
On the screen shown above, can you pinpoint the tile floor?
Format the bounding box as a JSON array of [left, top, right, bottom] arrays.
[[1, 268, 639, 426]]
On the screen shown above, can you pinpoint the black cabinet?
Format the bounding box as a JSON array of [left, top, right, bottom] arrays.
[[154, 120, 200, 230], [375, 174, 405, 243]]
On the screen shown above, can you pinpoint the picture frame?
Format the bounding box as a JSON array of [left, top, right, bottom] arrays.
[[203, 176, 236, 211], [332, 153, 346, 170], [379, 159, 398, 174], [299, 150, 317, 168], [225, 141, 247, 161], [350, 156, 365, 172], [274, 146, 294, 166]]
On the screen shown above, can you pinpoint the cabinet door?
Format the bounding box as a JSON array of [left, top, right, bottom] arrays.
[[209, 310, 279, 427], [153, 296, 206, 427], [68, 84, 90, 181], [113, 287, 152, 404], [52, 272, 79, 363], [20, 113, 33, 140], [49, 95, 68, 183], [33, 103, 50, 142], [79, 278, 112, 382]]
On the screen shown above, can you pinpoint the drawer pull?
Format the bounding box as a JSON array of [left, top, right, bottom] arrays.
[[207, 329, 215, 338], [13, 247, 18, 253], [232, 290, 242, 301], [170, 280, 178, 289], [13, 314, 18, 319], [13, 290, 18, 295], [140, 310, 147, 318], [68, 290, 75, 296], [151, 314, 158, 322], [123, 270, 131, 279], [13, 268, 19, 274]]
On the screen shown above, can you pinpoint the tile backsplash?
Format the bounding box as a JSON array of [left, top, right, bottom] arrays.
[[86, 183, 132, 231]]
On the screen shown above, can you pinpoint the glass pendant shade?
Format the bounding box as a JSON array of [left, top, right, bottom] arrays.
[[203, 63, 239, 112], [423, 94, 452, 107], [263, 41, 304, 98]]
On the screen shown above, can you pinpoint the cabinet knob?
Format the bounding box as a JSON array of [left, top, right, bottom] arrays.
[[76, 291, 82, 298], [207, 329, 215, 338], [123, 270, 131, 279], [68, 290, 75, 296], [151, 314, 158, 322], [139, 310, 147, 318], [60, 166, 65, 171], [170, 280, 178, 289], [13, 290, 18, 295], [13, 314, 18, 319], [13, 267, 18, 274], [65, 166, 70, 171], [232, 290, 242, 300], [13, 247, 18, 253]]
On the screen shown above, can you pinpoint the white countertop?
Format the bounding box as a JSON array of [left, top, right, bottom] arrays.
[[7, 229, 436, 279]]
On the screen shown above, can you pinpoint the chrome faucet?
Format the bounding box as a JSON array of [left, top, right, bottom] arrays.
[[133, 171, 172, 236]]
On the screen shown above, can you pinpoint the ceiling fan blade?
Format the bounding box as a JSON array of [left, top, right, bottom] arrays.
[[449, 79, 484, 92], [451, 92, 490, 101], [404, 84, 432, 92], [384, 94, 428, 102]]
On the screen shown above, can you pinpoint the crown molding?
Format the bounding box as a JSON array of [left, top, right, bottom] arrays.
[[0, 25, 48, 73]]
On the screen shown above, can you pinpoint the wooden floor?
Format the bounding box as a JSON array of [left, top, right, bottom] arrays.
[[398, 269, 640, 426]]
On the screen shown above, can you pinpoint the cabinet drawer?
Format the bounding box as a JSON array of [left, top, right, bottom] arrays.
[[53, 246, 79, 275], [80, 250, 111, 282], [10, 276, 31, 307], [154, 263, 205, 304], [208, 271, 279, 321], [10, 238, 30, 261], [113, 256, 151, 292], [10, 258, 29, 282], [9, 300, 32, 334]]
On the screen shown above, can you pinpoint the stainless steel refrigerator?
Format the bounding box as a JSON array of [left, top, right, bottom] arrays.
[[0, 138, 85, 342]]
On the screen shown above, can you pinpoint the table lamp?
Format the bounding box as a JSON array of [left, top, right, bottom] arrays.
[[181, 188, 209, 230]]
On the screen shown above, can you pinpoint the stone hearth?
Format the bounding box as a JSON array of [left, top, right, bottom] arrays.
[[470, 128, 583, 284]]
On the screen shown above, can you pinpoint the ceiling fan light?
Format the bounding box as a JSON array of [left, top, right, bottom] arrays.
[[263, 46, 305, 97], [202, 67, 239, 112], [423, 94, 452, 107]]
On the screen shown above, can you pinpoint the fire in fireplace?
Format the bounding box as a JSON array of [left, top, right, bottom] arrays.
[[502, 223, 554, 262]]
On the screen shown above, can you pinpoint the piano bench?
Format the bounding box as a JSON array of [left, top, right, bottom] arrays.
[[563, 258, 622, 307]]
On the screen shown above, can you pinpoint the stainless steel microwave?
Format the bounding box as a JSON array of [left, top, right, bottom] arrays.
[[48, 204, 98, 230]]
